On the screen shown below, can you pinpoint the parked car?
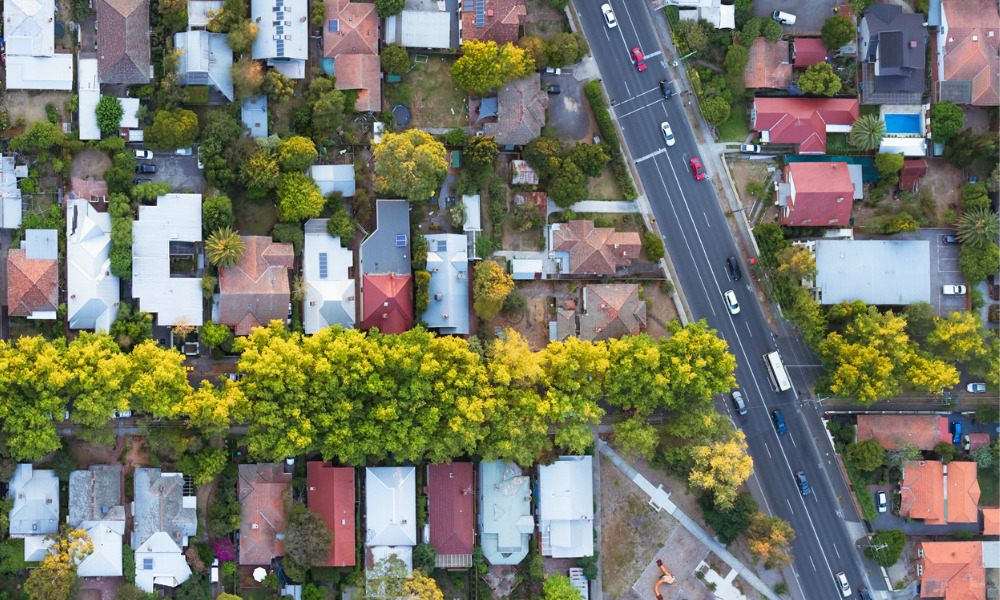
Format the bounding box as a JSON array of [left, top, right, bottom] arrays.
[[175, 147, 194, 156], [966, 382, 986, 393], [731, 391, 747, 416], [724, 289, 740, 314], [689, 157, 704, 180], [133, 178, 150, 185], [113, 409, 133, 419], [547, 85, 561, 94], [952, 421, 962, 444], [660, 122, 675, 146], [134, 149, 153, 159], [859, 586, 873, 600], [135, 163, 156, 174], [772, 10, 797, 24], [835, 572, 851, 597], [727, 256, 742, 281], [544, 67, 562, 75], [963, 434, 972, 451], [631, 47, 646, 71], [740, 144, 761, 153], [942, 235, 959, 244], [943, 284, 966, 295], [794, 470, 811, 495], [877, 491, 887, 512], [659, 79, 673, 99], [601, 3, 617, 27], [772, 409, 786, 434]]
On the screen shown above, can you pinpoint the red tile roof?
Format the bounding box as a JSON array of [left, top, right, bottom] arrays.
[[579, 284, 646, 341], [901, 460, 946, 524], [780, 162, 854, 226], [981, 508, 1000, 535], [238, 464, 293, 566], [941, 0, 1000, 105], [428, 463, 474, 557], [945, 462, 980, 524], [967, 433, 990, 451], [334, 54, 382, 112], [67, 178, 109, 204], [307, 462, 355, 567], [856, 415, 947, 451], [744, 39, 791, 89], [218, 236, 294, 336], [461, 0, 526, 45], [323, 0, 378, 58], [551, 220, 641, 276], [7, 248, 58, 318], [752, 97, 859, 154], [793, 38, 828, 68], [899, 159, 928, 192], [361, 274, 413, 334], [918, 542, 985, 600]]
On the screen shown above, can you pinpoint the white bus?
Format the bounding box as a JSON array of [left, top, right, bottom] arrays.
[[763, 351, 792, 392]]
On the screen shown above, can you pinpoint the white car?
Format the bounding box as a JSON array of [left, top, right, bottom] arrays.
[[877, 491, 887, 513], [967, 382, 986, 393], [943, 284, 967, 295], [601, 3, 617, 28], [660, 121, 675, 146], [134, 149, 153, 159], [724, 289, 740, 314], [175, 147, 194, 156], [836, 572, 851, 597]]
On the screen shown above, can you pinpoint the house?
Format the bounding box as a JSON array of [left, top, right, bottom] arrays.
[[981, 508, 1000, 535], [967, 433, 990, 451], [67, 198, 120, 331], [479, 461, 533, 565], [1, 155, 26, 229], [463, 194, 482, 258], [69, 466, 125, 577], [217, 236, 294, 335], [856, 415, 947, 451], [384, 10, 451, 49], [577, 284, 646, 342], [538, 456, 593, 558], [251, 0, 308, 79], [78, 57, 102, 141], [482, 74, 549, 146], [793, 38, 828, 68], [937, 0, 1000, 105], [174, 31, 234, 101], [242, 96, 269, 139], [423, 234, 470, 335], [777, 162, 855, 226], [361, 200, 413, 334], [7, 465, 59, 560], [812, 239, 931, 305], [132, 194, 204, 327], [916, 541, 987, 600], [132, 468, 196, 592], [307, 462, 355, 567], [899, 159, 928, 191], [901, 461, 980, 525], [859, 5, 928, 103], [323, 0, 381, 112], [675, 1, 735, 29], [308, 165, 357, 198], [365, 467, 417, 572], [8, 230, 59, 320], [96, 0, 152, 84], [511, 160, 539, 185], [752, 98, 859, 154], [427, 463, 474, 568], [460, 0, 526, 45], [511, 259, 543, 280], [550, 220, 642, 276], [4, 0, 74, 90], [303, 219, 356, 333], [238, 464, 293, 566], [744, 39, 791, 89]]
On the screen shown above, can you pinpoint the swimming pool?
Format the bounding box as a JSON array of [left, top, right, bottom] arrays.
[[883, 113, 921, 135]]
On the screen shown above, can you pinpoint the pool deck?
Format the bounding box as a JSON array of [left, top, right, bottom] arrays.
[[881, 103, 929, 137]]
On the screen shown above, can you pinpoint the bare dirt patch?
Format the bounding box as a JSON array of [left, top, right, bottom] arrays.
[[642, 284, 679, 339], [5, 90, 73, 125], [68, 437, 120, 468], [586, 165, 625, 201], [727, 158, 776, 224], [917, 158, 966, 217], [72, 149, 112, 180], [490, 279, 575, 350]]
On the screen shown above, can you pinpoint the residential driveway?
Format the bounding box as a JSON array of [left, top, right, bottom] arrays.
[[753, 0, 843, 36], [542, 72, 591, 143], [145, 152, 206, 193]]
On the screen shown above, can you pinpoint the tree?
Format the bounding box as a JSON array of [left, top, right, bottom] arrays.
[[311, 89, 346, 135], [689, 430, 754, 510], [404, 571, 445, 600], [846, 439, 885, 472], [699, 491, 758, 545], [374, 0, 404, 17], [263, 70, 296, 104], [849, 115, 885, 150], [200, 322, 233, 351], [904, 302, 937, 338], [465, 135, 499, 175], [109, 303, 154, 351], [363, 555, 409, 599], [0, 336, 72, 461], [821, 15, 854, 49], [226, 20, 259, 56], [927, 311, 986, 363], [284, 503, 332, 568], [962, 182, 991, 212], [205, 227, 245, 269], [63, 334, 130, 443], [518, 36, 549, 70], [864, 530, 905, 567], [724, 44, 750, 73], [548, 160, 588, 208], [762, 19, 783, 42], [523, 136, 564, 179], [203, 196, 234, 236], [412, 543, 436, 574], [933, 440, 958, 463], [543, 574, 583, 600], [701, 96, 731, 127], [875, 152, 905, 176], [131, 181, 172, 204], [277, 172, 326, 222], [309, 0, 326, 28], [642, 231, 664, 261], [776, 246, 817, 282], [797, 62, 842, 96], [9, 120, 65, 153], [754, 223, 790, 268], [145, 108, 199, 151], [24, 528, 93, 600], [277, 136, 319, 172], [957, 207, 999, 247], [930, 101, 964, 143], [473, 260, 514, 320], [240, 150, 280, 199], [885, 443, 922, 469], [971, 445, 995, 468], [735, 17, 762, 46], [568, 143, 608, 178], [746, 514, 795, 569], [959, 242, 1000, 284], [96, 96, 125, 136], [547, 33, 588, 68], [613, 417, 659, 459], [326, 199, 356, 244], [450, 40, 534, 95], [943, 128, 997, 169], [372, 130, 448, 202], [674, 19, 708, 52], [381, 43, 409, 75], [231, 57, 265, 100]]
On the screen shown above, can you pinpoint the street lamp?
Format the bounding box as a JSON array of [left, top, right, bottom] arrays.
[[671, 51, 697, 67]]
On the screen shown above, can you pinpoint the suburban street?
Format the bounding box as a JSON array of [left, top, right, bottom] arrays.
[[573, 1, 880, 598]]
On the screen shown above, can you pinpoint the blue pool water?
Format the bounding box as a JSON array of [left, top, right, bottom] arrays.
[[883, 113, 921, 134]]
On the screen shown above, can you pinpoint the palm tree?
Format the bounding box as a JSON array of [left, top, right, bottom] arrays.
[[848, 114, 885, 151], [205, 227, 245, 269], [957, 207, 1000, 247]]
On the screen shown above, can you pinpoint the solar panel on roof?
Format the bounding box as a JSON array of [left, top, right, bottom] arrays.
[[328, 19, 339, 31], [395, 234, 407, 247], [276, 25, 284, 34], [319, 252, 328, 279], [463, 0, 472, 10], [276, 40, 285, 56], [475, 0, 484, 27]]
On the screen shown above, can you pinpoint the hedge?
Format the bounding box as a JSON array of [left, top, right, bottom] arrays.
[[583, 80, 638, 201]]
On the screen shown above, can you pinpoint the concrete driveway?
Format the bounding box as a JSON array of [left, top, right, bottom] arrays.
[[143, 151, 206, 194], [542, 72, 591, 143], [753, 0, 843, 36]]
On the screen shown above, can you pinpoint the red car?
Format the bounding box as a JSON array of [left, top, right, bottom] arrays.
[[690, 157, 704, 180], [631, 47, 646, 72]]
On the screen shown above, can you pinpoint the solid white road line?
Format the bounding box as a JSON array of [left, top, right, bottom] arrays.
[[634, 149, 666, 163]]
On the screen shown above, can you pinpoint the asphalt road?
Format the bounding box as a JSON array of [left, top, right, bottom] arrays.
[[574, 2, 879, 598]]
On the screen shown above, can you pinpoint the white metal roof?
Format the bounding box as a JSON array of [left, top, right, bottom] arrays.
[[479, 461, 532, 565], [462, 195, 481, 232], [4, 0, 55, 56], [77, 521, 125, 577], [879, 137, 927, 157], [308, 165, 356, 197], [303, 219, 356, 334], [8, 464, 60, 538], [5, 54, 74, 90], [383, 11, 451, 49], [78, 58, 102, 140], [186, 0, 224, 26], [538, 456, 594, 558], [119, 98, 141, 129], [511, 259, 543, 279], [251, 0, 308, 69], [365, 467, 417, 547], [67, 198, 120, 331], [422, 234, 469, 335], [174, 30, 235, 101], [814, 239, 930, 305]]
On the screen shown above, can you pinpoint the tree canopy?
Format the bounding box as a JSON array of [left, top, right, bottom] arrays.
[[276, 172, 326, 222], [451, 41, 535, 95], [145, 108, 199, 151], [372, 130, 448, 202], [821, 15, 854, 49], [797, 62, 842, 96], [930, 101, 963, 143], [96, 96, 125, 136]]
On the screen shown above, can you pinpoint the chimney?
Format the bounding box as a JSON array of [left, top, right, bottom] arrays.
[[434, 293, 442, 300], [909, 40, 916, 47], [310, 301, 316, 306]]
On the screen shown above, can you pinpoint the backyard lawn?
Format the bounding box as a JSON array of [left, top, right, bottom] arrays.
[[717, 97, 748, 143], [398, 56, 469, 129], [980, 466, 999, 506], [233, 196, 278, 236]]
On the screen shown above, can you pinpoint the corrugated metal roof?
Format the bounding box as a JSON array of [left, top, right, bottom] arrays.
[[303, 219, 355, 334], [538, 456, 593, 558], [67, 198, 120, 331], [422, 234, 469, 335], [479, 461, 532, 565], [365, 467, 417, 547], [815, 239, 930, 305]]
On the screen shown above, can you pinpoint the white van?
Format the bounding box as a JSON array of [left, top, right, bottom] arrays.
[[772, 10, 796, 24]]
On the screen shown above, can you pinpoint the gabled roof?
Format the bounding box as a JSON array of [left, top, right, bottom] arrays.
[[422, 234, 469, 335], [334, 54, 382, 112], [251, 0, 308, 65], [550, 220, 641, 276], [856, 415, 946, 451], [859, 4, 927, 95], [1, 155, 24, 229], [752, 97, 859, 154], [428, 463, 474, 559], [4, 0, 55, 56], [132, 468, 196, 591], [918, 541, 985, 600], [940, 0, 1000, 105], [218, 236, 294, 336], [174, 30, 234, 101], [781, 162, 855, 226], [483, 74, 549, 146], [308, 165, 357, 198], [461, 0, 526, 45], [578, 284, 646, 341], [365, 467, 417, 547], [69, 466, 125, 578], [479, 461, 532, 565], [538, 456, 593, 558], [303, 219, 356, 334], [67, 198, 120, 331], [307, 462, 355, 567], [793, 38, 828, 68], [97, 0, 152, 84], [323, 0, 378, 58], [7, 230, 59, 319], [982, 508, 1000, 535], [8, 464, 59, 538], [238, 464, 293, 566], [945, 462, 980, 524], [361, 199, 411, 276], [362, 274, 413, 335], [902, 460, 946, 524], [744, 38, 791, 89]]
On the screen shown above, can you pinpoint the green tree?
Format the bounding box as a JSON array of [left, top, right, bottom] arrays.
[[240, 151, 280, 199], [450, 40, 534, 95], [754, 223, 790, 268], [903, 302, 937, 338], [689, 430, 754, 510], [959, 242, 1000, 284], [326, 199, 356, 244], [962, 182, 991, 212], [971, 445, 995, 468], [203, 196, 234, 236], [63, 334, 130, 443], [863, 530, 905, 567], [96, 96, 125, 136], [821, 15, 854, 49], [263, 70, 296, 104], [0, 336, 72, 461], [736, 17, 762, 46], [943, 128, 997, 169], [547, 33, 588, 68], [568, 143, 608, 178], [473, 260, 514, 320], [875, 152, 905, 175], [613, 417, 659, 459], [284, 503, 333, 568], [701, 96, 731, 127], [933, 440, 958, 463], [277, 172, 326, 222], [205, 227, 246, 269], [145, 108, 199, 151], [930, 101, 964, 143], [548, 159, 588, 208], [797, 62, 842, 96], [9, 120, 65, 153], [277, 136, 319, 172], [374, 0, 404, 16], [412, 543, 436, 574], [227, 20, 259, 56], [762, 19, 783, 42], [849, 115, 886, 150], [957, 207, 999, 247], [517, 36, 550, 69], [543, 574, 582, 600], [724, 44, 750, 73], [746, 514, 795, 569], [642, 231, 664, 261], [523, 136, 564, 179], [699, 491, 758, 545], [24, 528, 93, 600], [109, 303, 154, 351], [372, 130, 448, 202], [465, 135, 499, 175], [926, 311, 986, 363], [311, 89, 346, 135], [200, 322, 233, 350], [846, 439, 885, 472], [381, 43, 409, 75], [309, 0, 326, 28]]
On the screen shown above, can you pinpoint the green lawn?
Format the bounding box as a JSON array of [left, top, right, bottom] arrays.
[[860, 104, 881, 119], [980, 466, 999, 506], [233, 196, 278, 236], [401, 56, 469, 129], [717, 97, 749, 142], [238, 588, 272, 600]]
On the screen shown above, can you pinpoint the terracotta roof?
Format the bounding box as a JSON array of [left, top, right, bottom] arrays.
[[483, 74, 548, 146], [361, 274, 413, 334], [238, 464, 293, 566], [752, 97, 859, 154], [981, 508, 1000, 535], [334, 54, 382, 112], [551, 220, 641, 276], [917, 541, 985, 600], [781, 162, 854, 226], [744, 39, 791, 89], [218, 236, 294, 336], [578, 284, 646, 341], [856, 415, 947, 451], [7, 248, 58, 317], [899, 159, 928, 191], [67, 178, 109, 203], [96, 0, 151, 84], [428, 463, 474, 557], [941, 0, 1000, 105], [945, 462, 980, 524], [794, 38, 828, 68], [461, 0, 526, 45], [307, 462, 355, 567], [901, 460, 946, 524], [323, 0, 378, 58], [967, 433, 990, 451]]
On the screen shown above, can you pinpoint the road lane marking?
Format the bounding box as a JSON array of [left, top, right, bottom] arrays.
[[786, 498, 794, 515], [746, 321, 753, 337], [644, 50, 662, 59], [634, 149, 666, 163], [614, 0, 643, 55], [764, 442, 772, 459], [703, 212, 711, 228], [833, 540, 840, 557], [615, 99, 666, 119], [810, 556, 817, 571]]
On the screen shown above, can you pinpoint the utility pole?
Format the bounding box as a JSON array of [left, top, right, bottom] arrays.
[[671, 51, 697, 68]]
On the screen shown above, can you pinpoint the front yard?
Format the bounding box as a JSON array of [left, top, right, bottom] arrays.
[[717, 97, 748, 142]]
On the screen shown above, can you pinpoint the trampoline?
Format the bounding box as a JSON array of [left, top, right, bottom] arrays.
[[55, 22, 66, 38], [392, 104, 411, 127]]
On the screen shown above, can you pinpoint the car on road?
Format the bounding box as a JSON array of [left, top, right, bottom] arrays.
[[772, 409, 786, 434], [772, 10, 797, 24], [943, 284, 966, 295], [726, 256, 742, 281], [631, 47, 646, 71], [724, 289, 740, 314], [835, 572, 851, 597], [794, 470, 811, 495], [134, 149, 153, 159], [952, 421, 962, 444], [859, 586, 873, 600], [135, 163, 156, 174], [601, 3, 617, 27], [660, 122, 675, 146], [942, 234, 959, 244], [967, 382, 986, 393], [547, 85, 561, 94], [877, 491, 887, 512], [113, 409, 133, 419], [689, 157, 704, 180], [740, 144, 761, 153], [731, 391, 747, 416], [659, 79, 673, 99]]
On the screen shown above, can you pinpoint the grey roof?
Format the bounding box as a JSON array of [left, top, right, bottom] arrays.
[[1, 154, 24, 229], [859, 4, 927, 99], [479, 461, 532, 565], [479, 96, 498, 120], [538, 456, 593, 558], [383, 10, 451, 48], [303, 218, 356, 334], [361, 199, 411, 276], [96, 0, 152, 84], [242, 96, 269, 138], [482, 74, 548, 146], [422, 234, 469, 335], [7, 464, 59, 537], [174, 31, 234, 101], [462, 195, 481, 232], [25, 229, 58, 260], [69, 466, 125, 527], [365, 467, 417, 547], [308, 165, 357, 197], [67, 198, 120, 331], [939, 80, 974, 104], [814, 239, 930, 305], [131, 468, 197, 549]]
